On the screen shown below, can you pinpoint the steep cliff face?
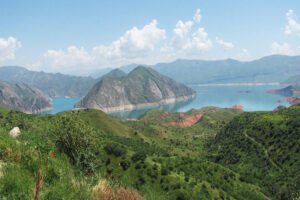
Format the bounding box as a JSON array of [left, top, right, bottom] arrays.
[[0, 81, 52, 113], [75, 66, 196, 112]]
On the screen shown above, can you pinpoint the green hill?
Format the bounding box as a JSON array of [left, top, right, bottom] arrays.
[[210, 104, 300, 199], [75, 66, 196, 112], [0, 81, 52, 113], [0, 105, 299, 199], [0, 66, 96, 97]]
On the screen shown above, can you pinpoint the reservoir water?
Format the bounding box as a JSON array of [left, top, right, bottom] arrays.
[[43, 85, 290, 118]]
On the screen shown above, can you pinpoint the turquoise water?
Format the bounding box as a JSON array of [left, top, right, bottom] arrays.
[[41, 85, 290, 118], [109, 85, 290, 118], [40, 97, 81, 114]]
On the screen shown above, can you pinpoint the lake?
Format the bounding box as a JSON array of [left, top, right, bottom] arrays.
[[42, 85, 290, 118]]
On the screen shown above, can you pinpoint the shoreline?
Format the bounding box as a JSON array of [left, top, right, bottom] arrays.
[[75, 94, 197, 113], [190, 82, 285, 87]]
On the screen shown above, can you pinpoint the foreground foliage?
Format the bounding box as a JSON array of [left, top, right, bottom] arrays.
[[0, 105, 299, 199]]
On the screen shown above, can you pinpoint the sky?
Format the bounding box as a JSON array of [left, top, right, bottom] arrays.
[[1, 0, 300, 75]]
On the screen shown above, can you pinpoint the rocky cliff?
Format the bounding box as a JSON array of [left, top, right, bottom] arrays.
[[75, 66, 196, 112], [0, 81, 52, 113]]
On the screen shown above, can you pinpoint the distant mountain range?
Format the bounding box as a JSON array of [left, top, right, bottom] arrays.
[[92, 55, 300, 84], [75, 66, 196, 112], [0, 80, 52, 113], [0, 66, 96, 97]]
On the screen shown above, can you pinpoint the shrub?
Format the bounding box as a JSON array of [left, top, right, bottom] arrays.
[[104, 143, 126, 157], [52, 115, 100, 172], [132, 151, 147, 162], [120, 160, 131, 171]]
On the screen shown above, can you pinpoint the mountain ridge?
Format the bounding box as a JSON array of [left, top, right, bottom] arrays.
[[0, 66, 96, 97], [75, 66, 196, 112], [0, 80, 52, 113]]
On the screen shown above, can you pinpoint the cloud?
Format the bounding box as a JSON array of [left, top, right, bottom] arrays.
[[0, 37, 21, 63], [285, 9, 300, 36], [93, 19, 166, 60], [190, 28, 212, 51], [42, 46, 93, 73], [33, 20, 166, 74], [216, 37, 234, 49], [193, 9, 202, 23], [270, 42, 293, 55], [168, 16, 212, 57]]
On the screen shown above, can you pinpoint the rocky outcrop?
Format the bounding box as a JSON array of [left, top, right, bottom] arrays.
[[232, 104, 243, 109], [168, 114, 203, 127], [0, 81, 52, 113], [75, 66, 196, 112], [9, 127, 21, 138], [278, 97, 300, 105]]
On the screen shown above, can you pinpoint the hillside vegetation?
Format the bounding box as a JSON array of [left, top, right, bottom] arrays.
[[0, 105, 299, 199]]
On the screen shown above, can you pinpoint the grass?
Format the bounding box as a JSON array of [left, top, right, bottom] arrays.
[[0, 105, 298, 199]]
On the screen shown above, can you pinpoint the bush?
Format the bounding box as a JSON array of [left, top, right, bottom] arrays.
[[104, 143, 126, 157], [120, 160, 131, 171], [132, 151, 147, 162], [52, 115, 100, 172]]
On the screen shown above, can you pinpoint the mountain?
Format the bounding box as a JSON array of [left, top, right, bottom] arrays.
[[101, 68, 127, 79], [90, 64, 138, 78], [89, 67, 113, 78], [101, 55, 300, 84], [283, 74, 300, 84], [0, 66, 96, 97], [75, 66, 196, 112], [0, 80, 52, 113]]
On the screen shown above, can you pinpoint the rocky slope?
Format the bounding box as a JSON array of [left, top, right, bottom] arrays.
[[75, 66, 196, 112], [0, 81, 52, 113], [0, 66, 96, 97]]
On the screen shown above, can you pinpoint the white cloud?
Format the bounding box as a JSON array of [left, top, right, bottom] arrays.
[[171, 20, 194, 50], [33, 20, 166, 74], [193, 9, 202, 23], [285, 9, 300, 36], [93, 19, 166, 60], [216, 37, 234, 49], [169, 19, 212, 56], [0, 37, 21, 63], [190, 28, 212, 51], [42, 46, 93, 73], [270, 42, 293, 55]]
